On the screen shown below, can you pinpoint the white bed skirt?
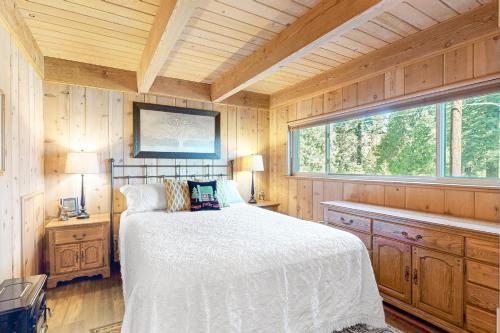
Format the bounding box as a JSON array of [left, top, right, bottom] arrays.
[[119, 204, 385, 333]]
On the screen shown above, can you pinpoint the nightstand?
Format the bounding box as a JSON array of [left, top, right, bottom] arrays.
[[45, 213, 110, 288], [250, 200, 280, 211]]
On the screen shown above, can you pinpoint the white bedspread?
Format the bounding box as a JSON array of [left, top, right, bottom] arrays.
[[119, 203, 385, 333]]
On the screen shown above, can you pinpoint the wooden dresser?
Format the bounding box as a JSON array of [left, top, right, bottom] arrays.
[[322, 201, 499, 333], [45, 213, 111, 288]]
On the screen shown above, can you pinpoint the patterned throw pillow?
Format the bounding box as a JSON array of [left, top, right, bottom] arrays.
[[187, 180, 221, 211], [165, 180, 191, 212]]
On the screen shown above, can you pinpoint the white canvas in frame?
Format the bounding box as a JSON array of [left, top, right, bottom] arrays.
[[140, 109, 215, 154]]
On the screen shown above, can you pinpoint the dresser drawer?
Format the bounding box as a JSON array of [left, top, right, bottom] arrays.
[[466, 238, 499, 265], [328, 224, 372, 250], [324, 209, 371, 233], [373, 221, 463, 255], [466, 305, 497, 333], [467, 260, 499, 290], [54, 225, 104, 245], [466, 282, 499, 312]]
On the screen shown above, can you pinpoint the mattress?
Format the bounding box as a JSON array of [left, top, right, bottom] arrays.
[[119, 203, 385, 333]]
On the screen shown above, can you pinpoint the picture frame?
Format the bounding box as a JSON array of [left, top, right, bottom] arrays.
[[0, 90, 4, 176], [60, 197, 80, 218], [133, 102, 221, 159]]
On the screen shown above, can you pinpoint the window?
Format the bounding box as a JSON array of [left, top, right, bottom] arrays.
[[444, 92, 500, 178], [292, 91, 500, 181], [295, 125, 325, 173]]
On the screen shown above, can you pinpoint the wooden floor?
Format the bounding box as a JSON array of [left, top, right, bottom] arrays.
[[46, 274, 444, 333], [46, 274, 124, 333]]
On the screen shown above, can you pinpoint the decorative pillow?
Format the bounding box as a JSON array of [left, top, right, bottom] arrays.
[[187, 180, 221, 211], [216, 180, 229, 207], [165, 180, 191, 212], [224, 180, 245, 204], [119, 183, 167, 213]]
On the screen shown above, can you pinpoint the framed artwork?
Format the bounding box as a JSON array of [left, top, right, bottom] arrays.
[[133, 102, 221, 159], [60, 197, 80, 217], [0, 90, 4, 176]]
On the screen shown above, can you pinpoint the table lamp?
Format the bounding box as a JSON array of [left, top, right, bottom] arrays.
[[241, 154, 264, 204], [65, 152, 99, 219]]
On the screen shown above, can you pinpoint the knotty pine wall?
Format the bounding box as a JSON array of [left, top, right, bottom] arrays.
[[269, 34, 500, 223], [0, 25, 45, 282], [43, 82, 270, 219]]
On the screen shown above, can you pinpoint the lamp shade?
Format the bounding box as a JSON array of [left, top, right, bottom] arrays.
[[241, 154, 264, 172], [65, 152, 99, 174]]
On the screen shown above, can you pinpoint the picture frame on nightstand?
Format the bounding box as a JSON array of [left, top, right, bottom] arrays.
[[60, 197, 80, 217]]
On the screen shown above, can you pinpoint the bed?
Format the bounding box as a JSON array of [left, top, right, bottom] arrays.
[[119, 203, 385, 333]]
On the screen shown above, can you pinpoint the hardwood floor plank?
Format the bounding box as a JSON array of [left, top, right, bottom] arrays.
[[46, 274, 124, 333]]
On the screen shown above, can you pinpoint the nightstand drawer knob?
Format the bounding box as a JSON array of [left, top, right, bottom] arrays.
[[73, 233, 87, 240]]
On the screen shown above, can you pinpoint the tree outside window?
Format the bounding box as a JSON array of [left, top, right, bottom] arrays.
[[293, 91, 499, 180]]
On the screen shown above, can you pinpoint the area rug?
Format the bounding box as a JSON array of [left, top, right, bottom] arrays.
[[90, 322, 403, 333]]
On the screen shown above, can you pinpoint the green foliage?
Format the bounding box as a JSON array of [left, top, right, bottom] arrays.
[[295, 92, 499, 179], [374, 106, 436, 176], [297, 126, 325, 172], [444, 92, 500, 178]]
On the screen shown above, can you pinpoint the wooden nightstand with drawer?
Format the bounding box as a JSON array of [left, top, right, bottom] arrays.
[[251, 200, 280, 211], [45, 213, 110, 288]]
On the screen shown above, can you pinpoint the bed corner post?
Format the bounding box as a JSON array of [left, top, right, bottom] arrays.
[[110, 158, 115, 267]]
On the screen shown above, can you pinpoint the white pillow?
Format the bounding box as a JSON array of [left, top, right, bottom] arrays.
[[119, 183, 167, 213], [223, 180, 245, 204]]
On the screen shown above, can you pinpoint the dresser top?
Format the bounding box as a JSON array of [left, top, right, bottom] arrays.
[[46, 213, 110, 229], [250, 200, 280, 208], [321, 201, 500, 235]]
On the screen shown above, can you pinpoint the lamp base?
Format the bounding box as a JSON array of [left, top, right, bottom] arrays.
[[76, 210, 89, 219], [248, 197, 257, 204]]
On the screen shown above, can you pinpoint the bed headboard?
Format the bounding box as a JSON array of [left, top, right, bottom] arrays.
[[109, 159, 234, 261]]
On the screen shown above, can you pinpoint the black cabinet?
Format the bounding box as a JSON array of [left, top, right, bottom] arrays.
[[0, 275, 48, 333]]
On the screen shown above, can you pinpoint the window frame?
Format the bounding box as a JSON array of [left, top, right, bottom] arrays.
[[290, 90, 500, 187]]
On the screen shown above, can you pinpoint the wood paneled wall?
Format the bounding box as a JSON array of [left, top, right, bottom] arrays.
[[269, 34, 500, 223], [0, 24, 44, 282], [43, 82, 270, 218]]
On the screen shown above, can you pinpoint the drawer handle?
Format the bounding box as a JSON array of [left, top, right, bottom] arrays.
[[404, 266, 410, 282], [401, 231, 422, 241], [340, 217, 354, 225], [73, 233, 87, 240], [413, 269, 418, 285]]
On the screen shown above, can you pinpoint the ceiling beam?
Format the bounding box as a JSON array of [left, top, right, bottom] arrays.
[[150, 76, 270, 109], [0, 0, 44, 77], [270, 2, 500, 108], [210, 0, 399, 102], [137, 0, 200, 93], [44, 57, 137, 92], [44, 59, 270, 108]]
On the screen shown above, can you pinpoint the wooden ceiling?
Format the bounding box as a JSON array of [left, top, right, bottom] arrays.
[[250, 0, 493, 93], [160, 0, 493, 94], [17, 0, 160, 71], [14, 0, 495, 96]]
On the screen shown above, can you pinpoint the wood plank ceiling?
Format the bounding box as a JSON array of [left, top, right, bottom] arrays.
[[16, 0, 493, 95], [16, 0, 160, 71], [165, 0, 494, 94]]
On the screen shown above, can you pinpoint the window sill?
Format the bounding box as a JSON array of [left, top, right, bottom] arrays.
[[286, 173, 500, 191]]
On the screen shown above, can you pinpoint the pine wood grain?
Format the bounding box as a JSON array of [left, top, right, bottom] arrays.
[[271, 3, 498, 107], [0, 24, 44, 283]]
